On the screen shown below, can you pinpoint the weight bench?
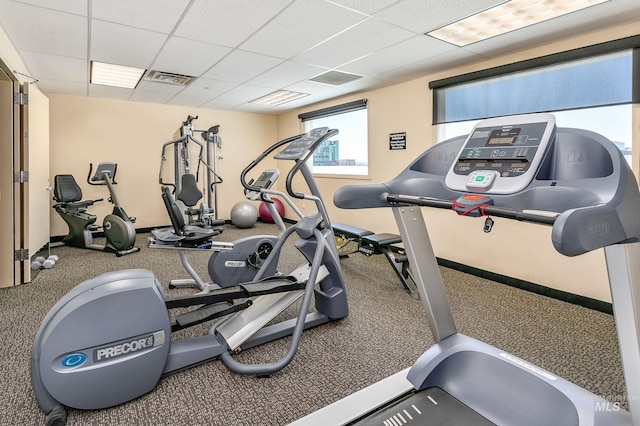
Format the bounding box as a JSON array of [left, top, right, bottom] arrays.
[[332, 223, 418, 297], [333, 223, 373, 256]]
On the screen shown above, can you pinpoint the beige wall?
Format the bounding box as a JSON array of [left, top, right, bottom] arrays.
[[28, 87, 50, 258], [48, 94, 278, 236], [277, 21, 640, 303]]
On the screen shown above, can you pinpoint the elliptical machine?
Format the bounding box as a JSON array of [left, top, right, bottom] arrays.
[[52, 162, 139, 257], [32, 127, 349, 425]]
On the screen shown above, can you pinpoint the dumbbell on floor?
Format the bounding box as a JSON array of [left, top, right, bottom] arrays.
[[31, 255, 59, 270]]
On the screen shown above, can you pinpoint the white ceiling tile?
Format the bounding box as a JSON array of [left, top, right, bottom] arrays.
[[135, 80, 184, 94], [374, 49, 483, 83], [151, 37, 232, 77], [9, 0, 87, 15], [92, 0, 190, 34], [166, 92, 214, 107], [175, 0, 293, 47], [240, 0, 365, 59], [35, 78, 87, 96], [375, 0, 504, 33], [202, 50, 283, 83], [231, 103, 274, 114], [247, 61, 328, 89], [0, 2, 87, 58], [90, 20, 168, 68], [201, 98, 244, 111], [339, 35, 456, 76], [179, 77, 238, 99], [129, 90, 177, 104], [20, 51, 86, 82], [294, 17, 414, 68], [89, 84, 133, 100], [329, 0, 400, 15], [216, 84, 275, 104], [284, 80, 336, 95], [2, 0, 637, 112]]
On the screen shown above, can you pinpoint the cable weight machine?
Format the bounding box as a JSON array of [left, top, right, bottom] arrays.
[[159, 115, 224, 229]]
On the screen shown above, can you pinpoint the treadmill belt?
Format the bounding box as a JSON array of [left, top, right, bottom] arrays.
[[351, 387, 495, 425]]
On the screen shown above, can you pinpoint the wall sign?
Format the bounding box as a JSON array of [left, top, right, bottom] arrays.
[[389, 132, 406, 150]]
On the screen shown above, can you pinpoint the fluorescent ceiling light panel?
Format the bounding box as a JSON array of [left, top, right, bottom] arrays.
[[427, 0, 610, 46], [90, 61, 146, 88], [250, 90, 309, 106]]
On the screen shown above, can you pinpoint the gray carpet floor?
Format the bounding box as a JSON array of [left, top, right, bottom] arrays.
[[0, 222, 626, 425]]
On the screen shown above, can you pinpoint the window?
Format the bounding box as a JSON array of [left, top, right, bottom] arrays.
[[437, 105, 632, 165], [299, 99, 368, 176], [431, 35, 640, 165]]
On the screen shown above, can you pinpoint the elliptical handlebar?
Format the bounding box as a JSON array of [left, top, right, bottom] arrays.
[[240, 133, 304, 194], [240, 128, 339, 201]]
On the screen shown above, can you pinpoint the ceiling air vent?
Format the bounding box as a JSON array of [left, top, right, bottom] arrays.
[[309, 70, 363, 86], [144, 70, 195, 86]]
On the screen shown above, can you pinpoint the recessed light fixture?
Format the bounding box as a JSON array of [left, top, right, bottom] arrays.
[[427, 0, 609, 47], [250, 90, 309, 106], [90, 61, 146, 89]]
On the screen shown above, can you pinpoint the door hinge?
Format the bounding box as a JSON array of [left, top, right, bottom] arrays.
[[15, 248, 29, 262], [14, 171, 29, 183], [14, 92, 28, 105]]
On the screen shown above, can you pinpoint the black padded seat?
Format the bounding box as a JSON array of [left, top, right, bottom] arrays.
[[53, 174, 97, 210], [362, 233, 402, 246], [333, 223, 374, 239], [161, 186, 215, 245]]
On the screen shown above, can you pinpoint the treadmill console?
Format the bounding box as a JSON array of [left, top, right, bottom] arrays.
[[445, 113, 556, 194], [245, 168, 279, 201]]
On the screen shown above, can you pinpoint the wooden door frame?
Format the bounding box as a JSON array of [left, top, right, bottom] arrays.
[[0, 58, 29, 287]]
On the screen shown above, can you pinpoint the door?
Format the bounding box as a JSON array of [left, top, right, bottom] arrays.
[[18, 82, 29, 283], [0, 60, 28, 287]]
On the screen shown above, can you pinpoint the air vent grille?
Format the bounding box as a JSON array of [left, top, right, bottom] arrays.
[[309, 70, 363, 86], [144, 70, 195, 86]]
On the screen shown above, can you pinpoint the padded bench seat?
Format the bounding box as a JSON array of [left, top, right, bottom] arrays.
[[333, 223, 374, 239], [361, 233, 402, 246]]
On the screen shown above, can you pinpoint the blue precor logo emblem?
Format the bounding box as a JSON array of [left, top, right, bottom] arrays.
[[61, 353, 87, 368]]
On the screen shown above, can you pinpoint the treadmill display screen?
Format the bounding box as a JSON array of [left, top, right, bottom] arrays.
[[444, 113, 556, 194], [455, 122, 548, 170], [486, 128, 524, 145]]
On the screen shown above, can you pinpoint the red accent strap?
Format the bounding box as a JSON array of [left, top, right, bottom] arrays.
[[452, 199, 490, 217]]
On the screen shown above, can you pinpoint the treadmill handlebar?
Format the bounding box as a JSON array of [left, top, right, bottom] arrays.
[[385, 193, 558, 226]]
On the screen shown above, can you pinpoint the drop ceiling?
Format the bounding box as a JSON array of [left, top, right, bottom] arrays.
[[1, 0, 639, 114]]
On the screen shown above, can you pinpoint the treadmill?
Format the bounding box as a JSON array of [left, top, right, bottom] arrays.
[[291, 113, 640, 425]]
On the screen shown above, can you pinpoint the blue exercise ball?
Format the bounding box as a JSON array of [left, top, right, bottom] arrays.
[[230, 201, 258, 228]]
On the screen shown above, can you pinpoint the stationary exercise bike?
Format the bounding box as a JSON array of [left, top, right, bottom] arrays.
[[31, 127, 349, 425], [52, 162, 139, 257]]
